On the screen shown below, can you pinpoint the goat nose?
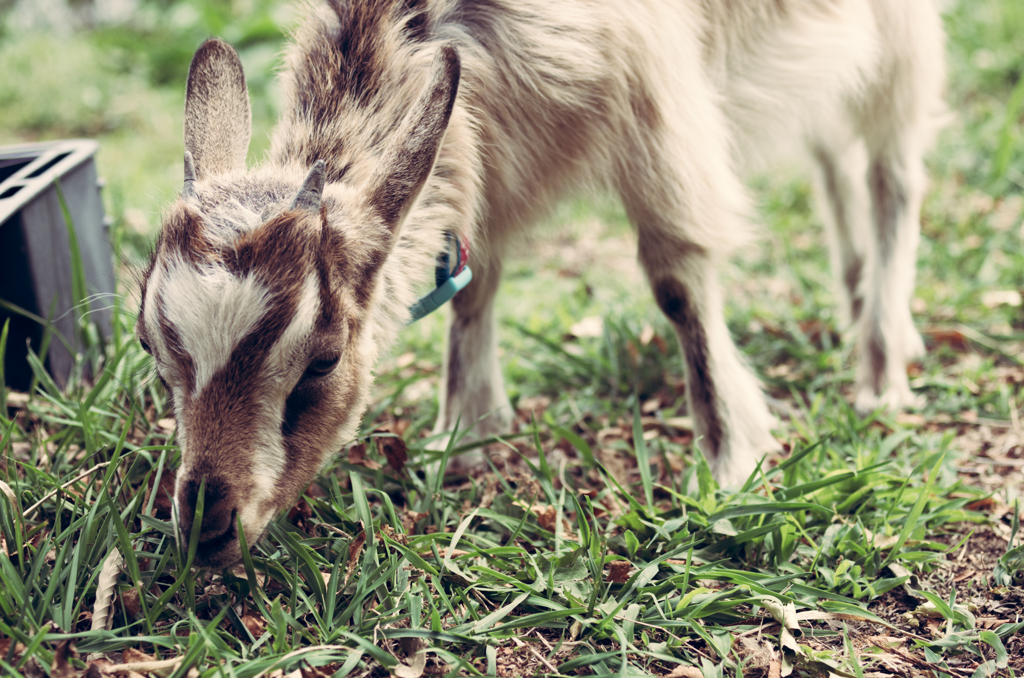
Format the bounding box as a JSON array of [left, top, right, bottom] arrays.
[[199, 501, 237, 543], [178, 477, 237, 545]]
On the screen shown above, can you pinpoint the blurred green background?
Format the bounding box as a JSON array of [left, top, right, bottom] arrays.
[[0, 0, 294, 257]]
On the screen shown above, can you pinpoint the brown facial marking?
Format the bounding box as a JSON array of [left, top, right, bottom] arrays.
[[281, 381, 317, 438], [315, 215, 348, 329], [139, 206, 210, 381], [277, 301, 360, 512], [275, 264, 362, 514], [653, 277, 724, 456], [172, 211, 323, 560], [155, 298, 197, 394], [277, 360, 359, 509], [159, 204, 215, 265], [224, 212, 314, 281]]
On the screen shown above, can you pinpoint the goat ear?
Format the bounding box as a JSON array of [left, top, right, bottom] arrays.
[[184, 38, 252, 180], [367, 44, 460, 234]]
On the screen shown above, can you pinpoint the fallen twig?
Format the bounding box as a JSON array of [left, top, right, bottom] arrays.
[[23, 462, 111, 517], [101, 656, 183, 677]]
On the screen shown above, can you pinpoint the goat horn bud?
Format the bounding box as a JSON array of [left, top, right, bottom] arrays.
[[182, 151, 197, 199], [291, 160, 326, 212]]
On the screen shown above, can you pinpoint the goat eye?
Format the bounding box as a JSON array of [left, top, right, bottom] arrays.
[[140, 339, 152, 354], [306, 354, 340, 377]]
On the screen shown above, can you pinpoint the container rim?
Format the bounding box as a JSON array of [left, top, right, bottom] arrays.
[[0, 139, 100, 225]]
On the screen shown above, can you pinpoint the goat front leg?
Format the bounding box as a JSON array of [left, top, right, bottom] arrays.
[[431, 255, 512, 473], [618, 92, 778, 485], [643, 247, 779, 486]]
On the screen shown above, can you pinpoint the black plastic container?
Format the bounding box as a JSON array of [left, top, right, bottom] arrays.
[[0, 139, 115, 391]]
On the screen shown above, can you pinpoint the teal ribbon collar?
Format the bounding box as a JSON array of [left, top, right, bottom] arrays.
[[408, 233, 472, 322]]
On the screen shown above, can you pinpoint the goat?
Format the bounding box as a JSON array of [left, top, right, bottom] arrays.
[[137, 0, 946, 568]]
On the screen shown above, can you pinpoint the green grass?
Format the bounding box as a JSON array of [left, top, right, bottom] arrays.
[[2, 0, 1024, 675]]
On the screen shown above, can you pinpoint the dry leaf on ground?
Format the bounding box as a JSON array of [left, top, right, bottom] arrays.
[[347, 443, 380, 470], [607, 560, 632, 583], [50, 640, 76, 678], [377, 433, 408, 473], [344, 530, 367, 588]]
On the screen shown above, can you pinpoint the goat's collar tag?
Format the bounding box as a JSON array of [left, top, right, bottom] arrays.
[[408, 232, 472, 323]]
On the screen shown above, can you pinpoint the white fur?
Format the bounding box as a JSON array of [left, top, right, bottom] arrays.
[[143, 263, 164, 346], [160, 258, 271, 397], [239, 473, 280, 534], [266, 271, 321, 380]]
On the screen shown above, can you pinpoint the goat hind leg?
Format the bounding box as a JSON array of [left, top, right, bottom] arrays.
[[811, 141, 871, 329], [852, 0, 944, 413], [855, 140, 927, 413]]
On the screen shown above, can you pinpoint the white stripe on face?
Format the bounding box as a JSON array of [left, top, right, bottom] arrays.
[[239, 473, 280, 542], [247, 271, 321, 492], [160, 258, 272, 397], [266, 270, 321, 379], [143, 261, 168, 356]]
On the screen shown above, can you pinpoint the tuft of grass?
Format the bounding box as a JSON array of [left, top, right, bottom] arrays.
[[0, 293, 1017, 675]]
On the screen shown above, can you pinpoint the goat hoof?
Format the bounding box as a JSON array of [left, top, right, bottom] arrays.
[[854, 383, 923, 415]]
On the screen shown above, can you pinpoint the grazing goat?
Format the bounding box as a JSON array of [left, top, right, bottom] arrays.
[[137, 0, 945, 567]]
